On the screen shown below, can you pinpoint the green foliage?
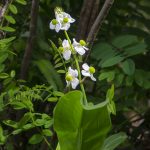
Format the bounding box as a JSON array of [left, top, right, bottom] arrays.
[[102, 132, 127, 150], [54, 91, 111, 150]]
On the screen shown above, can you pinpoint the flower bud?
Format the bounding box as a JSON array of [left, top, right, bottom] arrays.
[[66, 74, 73, 81], [89, 67, 95, 74], [79, 40, 86, 46]]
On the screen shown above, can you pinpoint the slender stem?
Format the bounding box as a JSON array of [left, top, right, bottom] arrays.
[[64, 31, 88, 105]]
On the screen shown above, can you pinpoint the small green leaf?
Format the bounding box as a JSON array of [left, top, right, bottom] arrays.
[[47, 97, 58, 102], [102, 132, 127, 150], [10, 70, 16, 78], [57, 70, 66, 74], [54, 63, 63, 68], [101, 56, 124, 68], [42, 129, 52, 137], [29, 134, 43, 144], [121, 59, 135, 75], [53, 91, 64, 97], [0, 126, 6, 144], [16, 0, 27, 5], [9, 4, 18, 14], [4, 15, 16, 24], [0, 73, 9, 79], [0, 26, 15, 32]]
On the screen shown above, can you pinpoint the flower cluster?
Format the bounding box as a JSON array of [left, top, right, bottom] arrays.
[[50, 8, 96, 89], [50, 7, 75, 32]]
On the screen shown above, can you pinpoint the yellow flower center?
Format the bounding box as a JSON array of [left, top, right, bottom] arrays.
[[63, 17, 69, 23], [79, 40, 86, 46], [52, 19, 58, 25], [89, 67, 95, 74], [65, 74, 73, 81]]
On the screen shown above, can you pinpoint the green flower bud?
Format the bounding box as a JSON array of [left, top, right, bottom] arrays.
[[58, 47, 64, 52], [66, 74, 73, 81], [89, 67, 95, 74], [63, 17, 69, 23], [52, 19, 58, 25], [79, 40, 86, 46]]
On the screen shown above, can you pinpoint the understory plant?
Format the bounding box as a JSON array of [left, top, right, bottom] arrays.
[[49, 7, 127, 150]]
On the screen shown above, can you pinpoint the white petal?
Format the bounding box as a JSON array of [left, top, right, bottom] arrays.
[[61, 23, 70, 31], [62, 39, 69, 48], [55, 23, 61, 32], [90, 74, 96, 81], [50, 22, 55, 29], [71, 78, 79, 89], [81, 70, 90, 77], [83, 46, 89, 51], [68, 67, 78, 77], [75, 47, 85, 55], [82, 63, 89, 71], [73, 38, 79, 46], [63, 50, 71, 60]]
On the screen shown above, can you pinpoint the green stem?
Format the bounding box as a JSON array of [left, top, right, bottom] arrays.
[[64, 31, 88, 105]]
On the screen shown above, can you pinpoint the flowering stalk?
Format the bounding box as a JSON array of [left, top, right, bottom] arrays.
[[64, 30, 88, 105]]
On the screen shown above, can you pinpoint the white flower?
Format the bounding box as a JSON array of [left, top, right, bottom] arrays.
[[60, 39, 72, 60], [66, 67, 79, 89], [72, 39, 89, 55], [81, 63, 96, 81], [49, 19, 61, 32], [55, 10, 75, 31]]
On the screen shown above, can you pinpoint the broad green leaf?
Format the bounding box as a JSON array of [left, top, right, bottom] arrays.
[[0, 26, 15, 32], [54, 91, 111, 150], [3, 120, 18, 128], [10, 70, 16, 78], [16, 0, 27, 5], [121, 59, 135, 75], [29, 134, 43, 144], [102, 132, 127, 150], [0, 54, 8, 64], [0, 37, 16, 44], [101, 56, 124, 68], [4, 15, 16, 24], [112, 35, 138, 48], [99, 71, 115, 82], [9, 4, 18, 14], [124, 43, 147, 56]]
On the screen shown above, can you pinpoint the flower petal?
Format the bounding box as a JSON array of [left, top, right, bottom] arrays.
[[55, 23, 61, 32], [50, 22, 55, 29], [83, 46, 89, 51], [66, 81, 70, 87], [90, 74, 96, 81], [68, 67, 78, 77], [61, 23, 70, 31], [63, 50, 71, 60], [71, 78, 79, 89], [81, 70, 90, 77], [75, 47, 85, 55], [82, 63, 89, 71], [62, 39, 69, 48]]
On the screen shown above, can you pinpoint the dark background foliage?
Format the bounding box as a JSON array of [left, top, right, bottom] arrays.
[[0, 0, 150, 149]]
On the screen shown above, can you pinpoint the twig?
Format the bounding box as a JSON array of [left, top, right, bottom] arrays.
[[85, 0, 114, 62], [0, 0, 9, 22], [20, 0, 39, 79], [76, 0, 97, 41], [87, 0, 114, 44]]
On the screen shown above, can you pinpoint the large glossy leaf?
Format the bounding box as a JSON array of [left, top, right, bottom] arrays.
[[54, 91, 111, 150]]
